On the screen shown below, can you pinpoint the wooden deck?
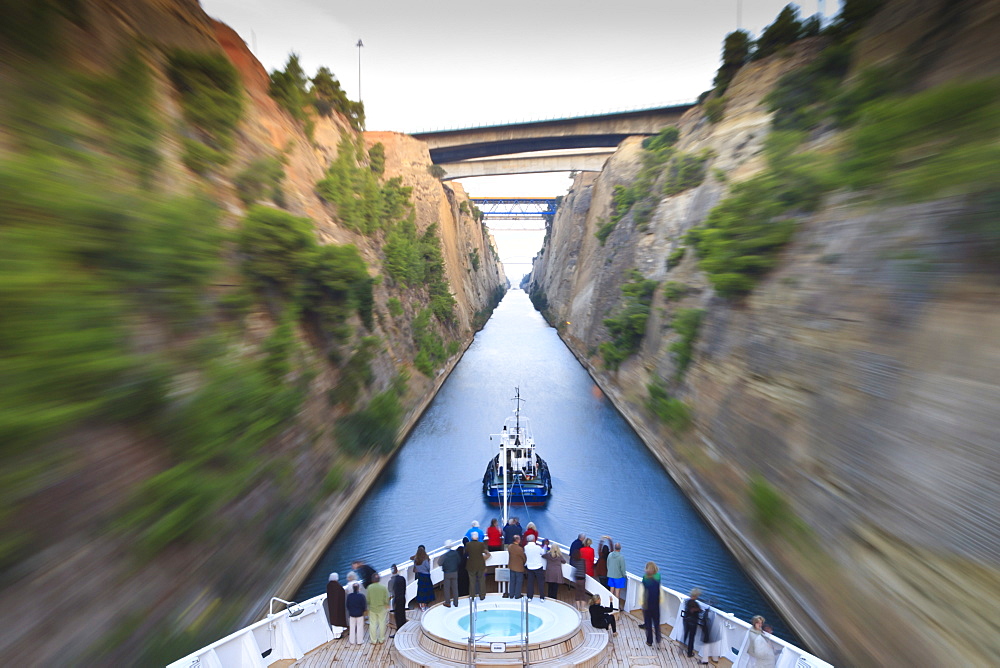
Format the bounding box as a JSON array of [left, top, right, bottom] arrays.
[[287, 577, 732, 667]]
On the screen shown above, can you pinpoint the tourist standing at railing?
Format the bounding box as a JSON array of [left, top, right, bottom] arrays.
[[746, 616, 777, 667], [579, 537, 596, 577], [412, 545, 435, 611], [507, 535, 526, 598], [367, 573, 390, 644], [502, 517, 521, 549], [345, 570, 365, 596], [638, 561, 662, 647], [326, 572, 347, 632], [700, 604, 723, 663], [457, 537, 470, 597], [466, 531, 490, 600], [464, 520, 481, 542], [486, 518, 503, 551], [523, 534, 545, 600], [522, 521, 538, 546], [440, 539, 461, 607], [595, 536, 612, 587], [606, 543, 626, 612], [570, 533, 584, 559], [570, 540, 588, 611], [352, 560, 376, 588], [389, 565, 407, 633], [346, 582, 367, 645], [681, 588, 703, 659], [543, 542, 566, 600]]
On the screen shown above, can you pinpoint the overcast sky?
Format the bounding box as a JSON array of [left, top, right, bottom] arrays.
[[200, 0, 837, 271], [201, 0, 837, 132]]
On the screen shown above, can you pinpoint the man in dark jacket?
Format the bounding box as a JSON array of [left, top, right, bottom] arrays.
[[440, 540, 461, 607], [682, 588, 703, 658], [466, 532, 491, 600], [326, 572, 347, 632], [345, 582, 367, 645], [502, 518, 518, 549], [353, 560, 376, 588], [389, 564, 407, 634]]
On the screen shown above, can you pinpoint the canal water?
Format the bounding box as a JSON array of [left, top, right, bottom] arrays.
[[295, 289, 795, 640]]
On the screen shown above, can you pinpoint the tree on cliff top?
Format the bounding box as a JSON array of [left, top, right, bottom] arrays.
[[714, 30, 752, 94], [269, 53, 310, 125], [270, 55, 365, 132], [311, 66, 365, 129], [752, 4, 803, 61]]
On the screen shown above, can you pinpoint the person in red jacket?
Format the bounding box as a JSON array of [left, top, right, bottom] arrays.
[[521, 521, 538, 546], [486, 518, 503, 552], [579, 537, 596, 578]]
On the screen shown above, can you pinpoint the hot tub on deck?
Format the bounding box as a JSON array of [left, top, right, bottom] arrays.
[[416, 594, 588, 664]]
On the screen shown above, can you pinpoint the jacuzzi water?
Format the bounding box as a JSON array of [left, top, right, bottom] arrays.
[[420, 596, 580, 645], [458, 609, 543, 637]]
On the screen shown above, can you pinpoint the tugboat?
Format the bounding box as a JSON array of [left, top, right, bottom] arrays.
[[482, 388, 552, 507]]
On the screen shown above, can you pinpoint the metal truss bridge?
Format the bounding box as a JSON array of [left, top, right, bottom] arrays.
[[471, 197, 557, 231]]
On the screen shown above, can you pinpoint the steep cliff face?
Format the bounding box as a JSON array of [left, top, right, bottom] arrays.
[[0, 0, 504, 664], [528, 2, 999, 665]]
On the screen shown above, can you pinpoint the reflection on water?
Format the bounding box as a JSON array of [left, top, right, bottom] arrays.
[[296, 290, 796, 641]]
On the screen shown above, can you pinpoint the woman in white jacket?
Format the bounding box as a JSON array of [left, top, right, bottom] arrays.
[[745, 615, 776, 668]]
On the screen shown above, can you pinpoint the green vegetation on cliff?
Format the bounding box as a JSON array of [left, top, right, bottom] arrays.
[[238, 205, 374, 340], [383, 220, 457, 323], [316, 136, 461, 375], [690, 74, 1000, 298], [596, 127, 713, 245], [316, 138, 412, 235], [335, 380, 406, 455], [235, 154, 286, 206], [599, 270, 658, 370], [646, 381, 691, 432], [123, 354, 307, 556], [687, 132, 832, 296], [0, 153, 326, 563], [167, 49, 243, 171], [669, 308, 705, 379], [269, 55, 365, 134], [92, 48, 162, 183], [412, 308, 459, 376], [841, 79, 1000, 202]]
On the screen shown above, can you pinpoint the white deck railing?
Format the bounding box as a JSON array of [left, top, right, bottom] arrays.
[[167, 540, 833, 667]]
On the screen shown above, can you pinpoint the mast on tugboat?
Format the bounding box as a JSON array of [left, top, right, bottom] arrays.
[[502, 387, 524, 526]]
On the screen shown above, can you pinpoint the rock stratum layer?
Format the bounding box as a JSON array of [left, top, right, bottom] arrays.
[[528, 1, 1000, 665]]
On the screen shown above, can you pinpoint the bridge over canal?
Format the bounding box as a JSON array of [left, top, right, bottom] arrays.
[[412, 103, 694, 179]]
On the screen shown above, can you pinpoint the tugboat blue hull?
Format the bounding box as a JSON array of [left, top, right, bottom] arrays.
[[482, 454, 552, 506]]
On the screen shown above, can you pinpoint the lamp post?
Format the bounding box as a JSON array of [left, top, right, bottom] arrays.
[[356, 38, 364, 103]]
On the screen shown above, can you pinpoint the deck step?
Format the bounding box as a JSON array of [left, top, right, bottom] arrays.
[[531, 628, 609, 667]]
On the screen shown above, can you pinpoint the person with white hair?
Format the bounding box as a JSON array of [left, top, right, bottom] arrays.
[[466, 531, 491, 600], [523, 534, 546, 600], [440, 539, 461, 607], [464, 520, 481, 541], [326, 572, 347, 631]]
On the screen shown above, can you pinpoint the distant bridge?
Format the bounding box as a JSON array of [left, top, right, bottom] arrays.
[[471, 198, 558, 219], [471, 197, 556, 231], [413, 103, 695, 179]]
